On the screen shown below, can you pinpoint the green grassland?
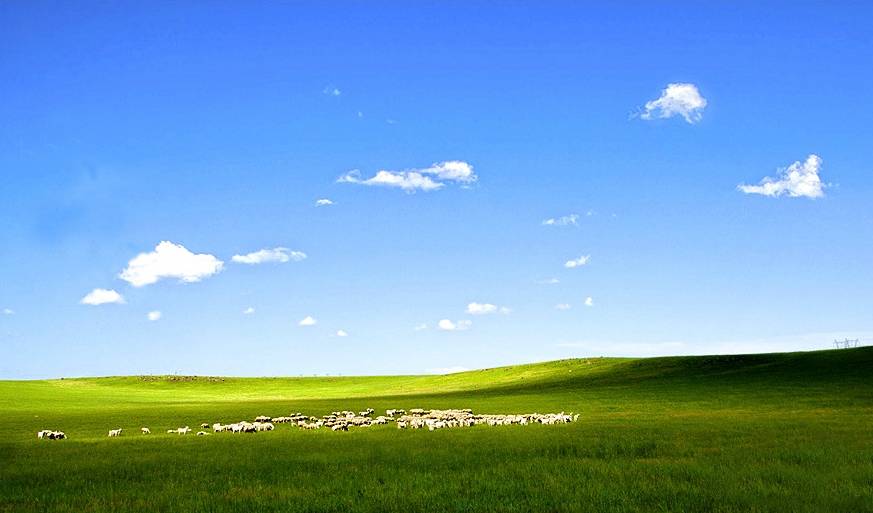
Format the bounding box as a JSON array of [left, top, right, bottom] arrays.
[[1, 348, 872, 512]]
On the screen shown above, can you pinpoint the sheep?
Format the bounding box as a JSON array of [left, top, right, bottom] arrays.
[[50, 431, 66, 439], [37, 430, 51, 439], [141, 427, 151, 434], [196, 431, 210, 436], [176, 426, 191, 435], [108, 428, 122, 437], [213, 423, 228, 432], [200, 423, 210, 429]]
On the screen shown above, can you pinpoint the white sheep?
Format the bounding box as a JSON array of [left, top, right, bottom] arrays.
[[141, 427, 151, 434], [108, 428, 122, 437]]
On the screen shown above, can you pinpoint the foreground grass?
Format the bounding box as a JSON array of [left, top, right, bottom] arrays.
[[1, 348, 872, 512]]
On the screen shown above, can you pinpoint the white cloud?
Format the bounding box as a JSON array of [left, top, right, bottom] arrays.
[[315, 198, 334, 207], [336, 329, 348, 337], [357, 111, 364, 118], [536, 277, 560, 285], [564, 255, 591, 268], [232, 248, 307, 265], [414, 323, 428, 331], [437, 319, 472, 331], [119, 241, 224, 287], [542, 214, 580, 226], [555, 303, 572, 310], [3, 308, 14, 315], [337, 161, 476, 192], [243, 307, 255, 315], [80, 288, 125, 306], [640, 83, 707, 124], [323, 85, 341, 97], [299, 316, 317, 327], [428, 366, 470, 374], [738, 154, 826, 199], [147, 310, 162, 321], [465, 302, 511, 315], [584, 296, 594, 307]]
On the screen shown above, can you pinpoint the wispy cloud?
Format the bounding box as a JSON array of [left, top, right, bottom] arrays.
[[323, 85, 341, 97], [2, 308, 13, 315], [438, 319, 472, 331], [232, 248, 307, 265], [640, 83, 707, 124], [80, 288, 125, 306], [336, 329, 348, 337], [298, 316, 317, 327], [536, 278, 560, 285], [738, 154, 826, 198], [584, 297, 594, 307], [466, 302, 511, 315], [555, 303, 572, 310], [542, 214, 580, 226], [338, 161, 476, 192], [120, 241, 224, 287], [243, 307, 255, 315], [414, 323, 428, 331], [147, 310, 162, 321], [315, 198, 334, 207], [564, 255, 591, 269]]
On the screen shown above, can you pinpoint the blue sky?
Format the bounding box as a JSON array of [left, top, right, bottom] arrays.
[[1, 2, 872, 378]]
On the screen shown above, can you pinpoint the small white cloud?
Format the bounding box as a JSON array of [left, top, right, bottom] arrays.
[[338, 161, 476, 192], [564, 255, 591, 268], [323, 85, 341, 97], [428, 366, 470, 374], [465, 302, 511, 316], [3, 308, 14, 315], [80, 288, 125, 306], [437, 319, 472, 331], [232, 248, 307, 265], [336, 329, 348, 337], [356, 111, 363, 118], [738, 154, 826, 199], [640, 83, 707, 124], [584, 296, 594, 307], [385, 119, 397, 125], [555, 303, 572, 310], [147, 310, 162, 321], [299, 315, 317, 327], [315, 198, 334, 207], [414, 323, 429, 331], [243, 307, 255, 315], [536, 277, 560, 285], [542, 214, 580, 226], [120, 241, 224, 287]]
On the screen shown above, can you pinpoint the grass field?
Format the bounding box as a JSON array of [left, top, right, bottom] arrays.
[[1, 348, 872, 512]]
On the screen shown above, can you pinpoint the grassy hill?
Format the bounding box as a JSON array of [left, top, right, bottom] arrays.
[[1, 348, 872, 512]]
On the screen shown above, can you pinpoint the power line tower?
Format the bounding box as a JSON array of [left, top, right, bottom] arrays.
[[833, 338, 860, 349]]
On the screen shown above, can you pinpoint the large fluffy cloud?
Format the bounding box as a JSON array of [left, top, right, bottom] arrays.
[[738, 154, 826, 198], [641, 83, 707, 124], [80, 288, 125, 306], [119, 241, 224, 287], [338, 161, 476, 192], [232, 247, 307, 265]]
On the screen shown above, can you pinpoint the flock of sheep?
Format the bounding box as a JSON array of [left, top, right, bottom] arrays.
[[37, 407, 578, 440]]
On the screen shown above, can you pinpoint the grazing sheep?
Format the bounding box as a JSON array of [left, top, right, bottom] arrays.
[[141, 427, 151, 434], [196, 431, 210, 436], [108, 428, 122, 437], [200, 423, 210, 429]]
